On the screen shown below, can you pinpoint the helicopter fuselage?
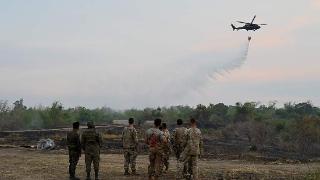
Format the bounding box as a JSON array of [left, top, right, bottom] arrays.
[[235, 24, 261, 31], [243, 24, 260, 30], [231, 16, 266, 31]]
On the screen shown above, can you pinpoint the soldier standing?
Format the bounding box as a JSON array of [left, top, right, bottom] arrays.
[[177, 118, 203, 180], [122, 118, 139, 175], [160, 123, 171, 173], [171, 119, 186, 160], [81, 121, 102, 180], [172, 119, 187, 178], [145, 118, 165, 180], [67, 122, 81, 180]]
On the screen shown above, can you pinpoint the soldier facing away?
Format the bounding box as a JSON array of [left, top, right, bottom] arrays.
[[177, 118, 203, 180], [81, 121, 102, 180], [145, 118, 165, 180], [67, 122, 81, 180], [171, 119, 187, 178], [160, 123, 171, 173], [122, 117, 139, 175], [171, 119, 187, 160]]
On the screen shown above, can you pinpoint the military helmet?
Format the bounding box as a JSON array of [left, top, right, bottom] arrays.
[[73, 121, 80, 129]]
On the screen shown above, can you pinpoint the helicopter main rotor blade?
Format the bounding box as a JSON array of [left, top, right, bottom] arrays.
[[259, 23, 267, 25], [250, 15, 256, 24], [236, 21, 247, 23]]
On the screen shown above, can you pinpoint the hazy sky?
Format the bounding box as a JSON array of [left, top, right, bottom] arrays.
[[0, 0, 319, 109]]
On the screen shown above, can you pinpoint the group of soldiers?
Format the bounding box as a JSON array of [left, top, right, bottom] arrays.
[[66, 118, 203, 180], [67, 121, 102, 180], [144, 118, 203, 180]]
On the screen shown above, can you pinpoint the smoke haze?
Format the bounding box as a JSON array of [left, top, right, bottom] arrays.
[[2, 1, 319, 108], [0, 40, 250, 109], [86, 40, 251, 108]]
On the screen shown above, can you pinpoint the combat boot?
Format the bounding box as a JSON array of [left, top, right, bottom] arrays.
[[69, 169, 76, 180], [70, 171, 80, 180], [124, 169, 130, 175], [132, 169, 140, 176], [86, 172, 91, 180], [95, 170, 99, 180]]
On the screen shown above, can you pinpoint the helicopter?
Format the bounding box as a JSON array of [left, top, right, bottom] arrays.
[[231, 15, 267, 31]]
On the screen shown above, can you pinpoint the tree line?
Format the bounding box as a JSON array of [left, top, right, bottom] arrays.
[[0, 99, 320, 155]]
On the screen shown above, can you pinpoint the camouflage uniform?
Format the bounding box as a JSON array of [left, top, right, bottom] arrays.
[[145, 127, 164, 179], [122, 126, 138, 174], [67, 129, 81, 179], [81, 127, 102, 180], [177, 127, 203, 180], [171, 126, 187, 177], [171, 126, 187, 159], [160, 129, 171, 172]]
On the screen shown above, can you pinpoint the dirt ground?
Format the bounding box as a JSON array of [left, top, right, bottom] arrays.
[[0, 148, 319, 180]]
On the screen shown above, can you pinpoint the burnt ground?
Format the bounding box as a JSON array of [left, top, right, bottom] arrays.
[[0, 147, 319, 180], [1, 126, 320, 179], [0, 126, 308, 160]]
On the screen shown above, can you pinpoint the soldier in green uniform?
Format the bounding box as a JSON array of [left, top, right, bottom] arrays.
[[67, 122, 81, 180], [145, 118, 165, 180], [81, 121, 102, 180], [122, 118, 139, 175], [177, 118, 203, 180]]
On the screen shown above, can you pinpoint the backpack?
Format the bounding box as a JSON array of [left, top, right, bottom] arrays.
[[148, 129, 159, 148], [123, 127, 135, 147], [187, 128, 201, 155], [86, 130, 99, 145], [175, 127, 186, 145]]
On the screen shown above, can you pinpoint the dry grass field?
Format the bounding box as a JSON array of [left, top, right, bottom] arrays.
[[0, 147, 319, 180]]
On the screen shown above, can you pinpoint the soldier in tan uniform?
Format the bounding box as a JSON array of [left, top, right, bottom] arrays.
[[177, 118, 203, 180], [122, 118, 139, 175], [145, 118, 165, 180], [81, 121, 102, 180], [171, 119, 188, 177], [171, 119, 187, 160], [160, 123, 171, 173]]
